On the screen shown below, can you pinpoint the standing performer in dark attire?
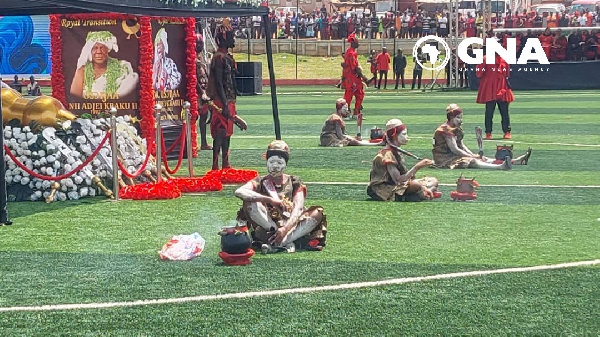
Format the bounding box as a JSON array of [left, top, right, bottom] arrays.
[[206, 19, 247, 170]]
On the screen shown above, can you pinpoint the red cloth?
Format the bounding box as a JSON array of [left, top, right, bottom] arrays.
[[210, 100, 236, 137], [476, 55, 514, 104], [376, 52, 391, 71]]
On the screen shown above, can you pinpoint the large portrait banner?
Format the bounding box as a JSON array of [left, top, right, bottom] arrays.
[[151, 18, 188, 128], [60, 15, 140, 116]]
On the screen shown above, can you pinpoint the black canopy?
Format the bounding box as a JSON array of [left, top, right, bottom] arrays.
[[2, 0, 268, 17]]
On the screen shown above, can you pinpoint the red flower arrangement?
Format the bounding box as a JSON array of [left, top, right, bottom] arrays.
[[184, 17, 199, 157], [170, 176, 223, 193], [120, 180, 182, 200], [204, 168, 259, 184], [138, 16, 156, 154], [49, 15, 66, 106]]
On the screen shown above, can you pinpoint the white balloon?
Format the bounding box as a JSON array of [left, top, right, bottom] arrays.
[[64, 178, 74, 188], [20, 177, 30, 185], [67, 191, 80, 200], [79, 187, 89, 197], [57, 192, 67, 201], [22, 126, 31, 133]]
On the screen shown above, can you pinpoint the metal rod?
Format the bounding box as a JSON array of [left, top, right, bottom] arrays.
[[0, 82, 10, 224], [183, 101, 194, 177], [263, 13, 282, 140], [109, 107, 119, 200], [154, 104, 163, 182], [247, 27, 251, 62], [295, 0, 299, 80]]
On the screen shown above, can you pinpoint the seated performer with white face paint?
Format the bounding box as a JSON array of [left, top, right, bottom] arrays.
[[367, 119, 439, 202], [432, 103, 532, 170], [320, 98, 383, 147], [235, 140, 327, 254]]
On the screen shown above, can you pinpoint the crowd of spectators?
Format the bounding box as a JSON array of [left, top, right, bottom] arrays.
[[212, 5, 600, 41]]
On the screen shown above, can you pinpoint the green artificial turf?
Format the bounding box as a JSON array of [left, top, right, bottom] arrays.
[[0, 87, 598, 335]]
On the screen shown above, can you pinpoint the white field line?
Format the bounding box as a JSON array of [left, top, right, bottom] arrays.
[[1, 259, 598, 313], [303, 181, 600, 188], [234, 135, 600, 148]]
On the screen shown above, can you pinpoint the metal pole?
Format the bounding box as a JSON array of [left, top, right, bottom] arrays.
[[393, 0, 397, 77], [0, 83, 10, 225], [154, 104, 163, 182], [296, 0, 299, 80], [247, 27, 251, 62], [454, 0, 460, 88], [183, 101, 194, 177], [263, 13, 282, 140], [109, 107, 119, 201]]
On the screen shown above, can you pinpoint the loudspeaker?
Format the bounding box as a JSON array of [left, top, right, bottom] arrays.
[[235, 61, 262, 95]]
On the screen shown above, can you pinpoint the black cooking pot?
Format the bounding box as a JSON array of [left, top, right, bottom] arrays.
[[219, 225, 252, 254], [370, 127, 384, 140]]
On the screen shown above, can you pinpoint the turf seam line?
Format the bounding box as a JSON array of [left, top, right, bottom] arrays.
[[303, 182, 600, 188], [1, 259, 598, 313]]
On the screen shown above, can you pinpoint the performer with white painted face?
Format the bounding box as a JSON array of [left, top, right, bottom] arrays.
[[432, 104, 531, 170], [235, 140, 327, 254], [368, 119, 439, 202], [320, 98, 383, 147]]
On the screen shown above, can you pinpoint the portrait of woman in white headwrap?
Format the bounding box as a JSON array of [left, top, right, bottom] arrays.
[[70, 31, 139, 98], [152, 28, 182, 91]]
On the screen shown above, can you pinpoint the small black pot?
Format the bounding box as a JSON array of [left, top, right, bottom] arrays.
[[370, 128, 384, 140], [219, 225, 252, 254]]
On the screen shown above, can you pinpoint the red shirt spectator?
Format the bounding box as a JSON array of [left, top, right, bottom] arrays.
[[376, 51, 391, 71], [466, 16, 476, 37]]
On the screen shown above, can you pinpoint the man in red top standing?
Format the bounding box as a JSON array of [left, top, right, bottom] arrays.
[[376, 47, 391, 89], [476, 52, 514, 140], [466, 13, 476, 38], [342, 33, 368, 118]]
